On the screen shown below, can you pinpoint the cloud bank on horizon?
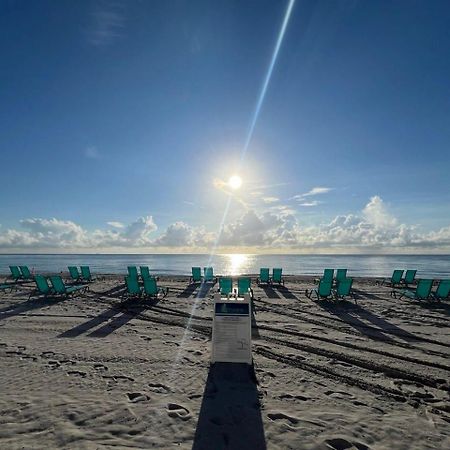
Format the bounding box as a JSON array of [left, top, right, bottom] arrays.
[[1, 196, 449, 253]]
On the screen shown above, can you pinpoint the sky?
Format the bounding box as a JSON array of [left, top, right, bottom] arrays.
[[0, 0, 449, 253]]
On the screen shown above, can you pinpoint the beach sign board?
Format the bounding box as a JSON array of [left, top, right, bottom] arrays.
[[211, 293, 252, 364]]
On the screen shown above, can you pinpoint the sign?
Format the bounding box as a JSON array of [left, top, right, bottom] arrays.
[[211, 293, 252, 364]]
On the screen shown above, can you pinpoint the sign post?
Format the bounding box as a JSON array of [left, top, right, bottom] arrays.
[[211, 292, 252, 365]]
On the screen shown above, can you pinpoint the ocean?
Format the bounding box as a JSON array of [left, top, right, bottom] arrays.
[[0, 254, 449, 279]]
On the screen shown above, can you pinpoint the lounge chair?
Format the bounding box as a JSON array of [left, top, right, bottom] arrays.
[[402, 269, 417, 287], [394, 279, 433, 301], [315, 268, 334, 284], [257, 268, 270, 284], [0, 282, 17, 294], [190, 267, 202, 284], [271, 268, 284, 285], [140, 266, 151, 280], [203, 267, 215, 283], [237, 277, 253, 298], [8, 266, 22, 282], [306, 279, 333, 301], [431, 280, 450, 302], [80, 266, 95, 282], [124, 275, 142, 298], [50, 275, 88, 297], [335, 269, 347, 284], [143, 277, 169, 298], [333, 278, 355, 302], [127, 266, 139, 278], [383, 269, 404, 288], [19, 266, 35, 281], [219, 277, 233, 296], [68, 266, 82, 282], [29, 275, 54, 299]]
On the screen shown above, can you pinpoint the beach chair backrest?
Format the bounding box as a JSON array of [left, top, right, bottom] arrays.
[[50, 276, 66, 294], [125, 275, 141, 295], [204, 267, 214, 282], [391, 270, 403, 284], [272, 268, 282, 283], [336, 278, 353, 296], [9, 266, 21, 279], [435, 280, 450, 299], [259, 268, 270, 283], [143, 277, 158, 295], [318, 279, 332, 297], [140, 266, 151, 279], [323, 269, 334, 283], [192, 267, 202, 282], [35, 275, 51, 294], [19, 266, 32, 279], [238, 277, 251, 296], [415, 279, 433, 299], [404, 270, 417, 284], [336, 269, 347, 282], [127, 266, 138, 278], [219, 277, 233, 295], [80, 266, 91, 281], [68, 266, 80, 280]]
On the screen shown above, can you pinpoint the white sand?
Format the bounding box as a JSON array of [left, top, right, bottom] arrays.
[[0, 275, 449, 449]]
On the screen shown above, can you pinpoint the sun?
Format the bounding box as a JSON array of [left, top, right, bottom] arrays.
[[228, 175, 242, 190]]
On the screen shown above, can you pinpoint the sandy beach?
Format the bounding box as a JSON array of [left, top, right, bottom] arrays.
[[0, 274, 449, 449]]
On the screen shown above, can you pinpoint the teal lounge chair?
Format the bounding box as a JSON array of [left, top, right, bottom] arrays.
[[335, 269, 347, 283], [383, 269, 404, 288], [50, 275, 88, 297], [29, 275, 54, 299], [237, 277, 253, 298], [315, 268, 334, 284], [125, 275, 142, 298], [271, 268, 284, 285], [8, 266, 22, 282], [190, 267, 202, 284], [0, 282, 16, 294], [431, 280, 450, 302], [140, 266, 151, 280], [402, 270, 417, 287], [143, 277, 169, 298], [306, 279, 333, 301], [19, 266, 34, 280], [219, 277, 233, 296], [204, 267, 215, 283], [257, 268, 270, 284], [395, 279, 433, 301], [127, 266, 139, 278], [80, 266, 95, 282], [68, 266, 82, 282], [333, 278, 355, 301]]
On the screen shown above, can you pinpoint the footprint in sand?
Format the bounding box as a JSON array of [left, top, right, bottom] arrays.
[[167, 403, 191, 421], [67, 370, 87, 377], [325, 437, 370, 450], [127, 392, 150, 403], [279, 393, 310, 401], [267, 412, 301, 430], [93, 363, 108, 371], [325, 390, 355, 399], [48, 360, 61, 368], [148, 382, 171, 394], [139, 335, 152, 341]]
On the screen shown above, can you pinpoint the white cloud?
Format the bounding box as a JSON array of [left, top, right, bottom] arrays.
[[85, 146, 100, 159], [298, 200, 321, 207], [293, 186, 333, 202], [107, 221, 124, 228], [86, 0, 125, 47], [262, 196, 279, 204]]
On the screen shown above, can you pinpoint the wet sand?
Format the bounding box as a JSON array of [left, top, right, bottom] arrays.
[[0, 275, 449, 449]]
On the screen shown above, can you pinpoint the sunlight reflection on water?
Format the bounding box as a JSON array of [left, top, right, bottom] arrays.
[[222, 254, 256, 276]]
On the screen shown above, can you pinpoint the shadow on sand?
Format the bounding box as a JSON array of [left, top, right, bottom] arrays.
[[0, 296, 69, 321], [192, 362, 266, 450], [178, 281, 215, 299], [317, 300, 420, 343], [259, 284, 280, 299]]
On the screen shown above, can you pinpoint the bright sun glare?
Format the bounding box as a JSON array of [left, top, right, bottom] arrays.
[[228, 175, 242, 190]]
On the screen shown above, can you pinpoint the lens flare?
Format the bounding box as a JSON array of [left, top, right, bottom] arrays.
[[228, 175, 242, 190]]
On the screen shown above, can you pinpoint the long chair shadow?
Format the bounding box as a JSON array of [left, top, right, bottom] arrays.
[[274, 285, 298, 300], [250, 301, 261, 339], [178, 283, 198, 298], [94, 284, 126, 298], [259, 285, 281, 299], [197, 282, 213, 299], [192, 362, 266, 450], [0, 296, 69, 321]]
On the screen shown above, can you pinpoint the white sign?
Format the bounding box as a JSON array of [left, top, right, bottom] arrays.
[[211, 293, 252, 364]]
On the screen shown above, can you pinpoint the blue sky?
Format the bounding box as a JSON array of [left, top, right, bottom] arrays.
[[0, 0, 449, 253]]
